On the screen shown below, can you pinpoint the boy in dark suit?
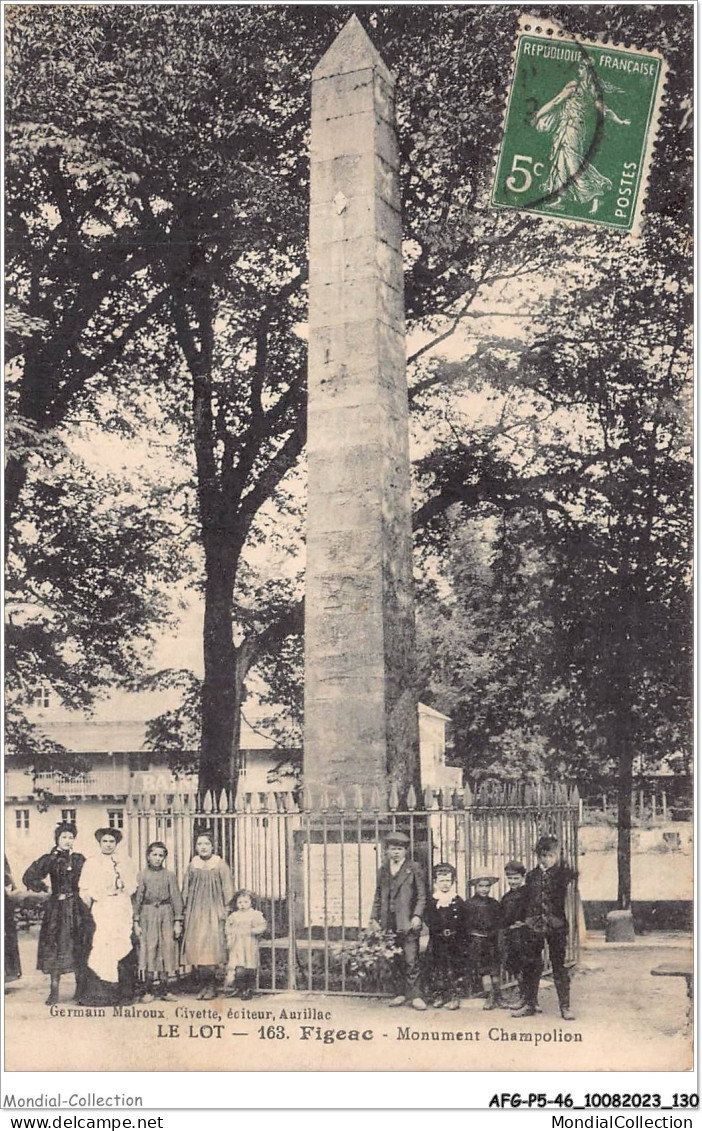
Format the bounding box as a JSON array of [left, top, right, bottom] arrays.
[[425, 862, 465, 1010], [465, 874, 502, 1010], [512, 835, 576, 1020], [370, 830, 427, 1010], [499, 860, 527, 1010]]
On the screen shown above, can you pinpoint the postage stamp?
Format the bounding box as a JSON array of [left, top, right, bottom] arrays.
[[491, 20, 666, 232]]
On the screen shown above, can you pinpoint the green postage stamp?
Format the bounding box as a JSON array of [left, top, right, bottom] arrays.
[[492, 19, 665, 233]]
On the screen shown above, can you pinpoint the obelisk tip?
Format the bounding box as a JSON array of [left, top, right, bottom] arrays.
[[312, 14, 394, 84]]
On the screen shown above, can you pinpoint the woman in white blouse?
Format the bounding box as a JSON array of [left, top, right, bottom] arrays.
[[79, 828, 138, 1004]]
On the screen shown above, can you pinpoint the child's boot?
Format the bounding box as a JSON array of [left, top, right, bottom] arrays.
[[240, 970, 255, 1001], [482, 975, 497, 1010]]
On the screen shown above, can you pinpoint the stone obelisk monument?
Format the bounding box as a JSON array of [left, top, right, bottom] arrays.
[[304, 16, 420, 802]]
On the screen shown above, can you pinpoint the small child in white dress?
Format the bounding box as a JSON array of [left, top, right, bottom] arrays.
[[224, 890, 266, 1000]]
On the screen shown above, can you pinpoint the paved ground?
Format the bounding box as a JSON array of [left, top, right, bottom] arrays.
[[4, 929, 692, 1073]]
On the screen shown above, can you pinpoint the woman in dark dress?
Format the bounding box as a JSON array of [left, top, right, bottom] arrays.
[[4, 856, 22, 985], [22, 822, 90, 1005]]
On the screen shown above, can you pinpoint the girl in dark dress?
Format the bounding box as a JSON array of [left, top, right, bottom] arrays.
[[22, 822, 90, 1005], [4, 856, 22, 985]]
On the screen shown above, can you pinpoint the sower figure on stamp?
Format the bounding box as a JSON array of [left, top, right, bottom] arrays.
[[499, 860, 528, 1011], [512, 834, 576, 1021], [425, 862, 465, 1011], [465, 874, 503, 1010], [370, 831, 427, 1011]]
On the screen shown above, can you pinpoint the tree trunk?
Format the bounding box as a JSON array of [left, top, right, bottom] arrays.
[[4, 454, 29, 557], [198, 564, 237, 798], [616, 744, 634, 910]]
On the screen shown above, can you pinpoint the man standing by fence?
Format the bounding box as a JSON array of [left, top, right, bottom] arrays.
[[370, 831, 427, 1011]]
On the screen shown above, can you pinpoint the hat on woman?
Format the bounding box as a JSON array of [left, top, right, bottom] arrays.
[[94, 827, 122, 844], [535, 835, 559, 854], [53, 821, 77, 843]]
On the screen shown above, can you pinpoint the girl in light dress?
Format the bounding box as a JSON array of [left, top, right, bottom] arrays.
[[181, 831, 233, 1000], [224, 890, 266, 1000]]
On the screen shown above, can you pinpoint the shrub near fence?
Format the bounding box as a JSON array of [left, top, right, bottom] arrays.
[[128, 781, 580, 995]]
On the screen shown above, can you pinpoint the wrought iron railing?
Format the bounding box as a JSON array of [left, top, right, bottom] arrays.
[[127, 782, 580, 996]]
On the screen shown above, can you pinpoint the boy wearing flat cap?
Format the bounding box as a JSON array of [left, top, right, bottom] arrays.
[[370, 831, 427, 1010], [513, 834, 575, 1020], [465, 874, 502, 1009]]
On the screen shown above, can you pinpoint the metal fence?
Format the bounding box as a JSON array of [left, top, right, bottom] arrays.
[[128, 781, 580, 996]]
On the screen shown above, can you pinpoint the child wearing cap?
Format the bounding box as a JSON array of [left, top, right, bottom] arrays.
[[500, 861, 527, 1010], [425, 863, 465, 1010], [513, 835, 575, 1020], [465, 874, 502, 1009], [369, 830, 427, 1011]]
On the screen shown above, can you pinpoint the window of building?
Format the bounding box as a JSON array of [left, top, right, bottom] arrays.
[[33, 685, 51, 709], [107, 809, 124, 830], [61, 808, 77, 825], [15, 809, 30, 832]]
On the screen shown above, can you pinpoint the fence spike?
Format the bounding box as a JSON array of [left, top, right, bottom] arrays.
[[336, 788, 347, 812], [300, 786, 312, 812], [388, 782, 399, 811], [202, 790, 213, 814], [251, 792, 263, 813], [320, 788, 330, 812], [462, 783, 473, 808], [218, 788, 228, 813], [266, 790, 277, 813], [284, 790, 298, 813], [370, 785, 381, 812], [233, 783, 246, 812], [440, 786, 452, 810], [406, 784, 417, 811], [569, 784, 580, 805], [354, 784, 364, 811]]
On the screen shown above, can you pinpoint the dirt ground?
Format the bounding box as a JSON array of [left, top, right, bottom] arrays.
[[4, 928, 692, 1073]]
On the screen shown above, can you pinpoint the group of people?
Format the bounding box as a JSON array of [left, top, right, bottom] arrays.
[[17, 823, 266, 1006], [370, 831, 575, 1019], [11, 821, 574, 1019]]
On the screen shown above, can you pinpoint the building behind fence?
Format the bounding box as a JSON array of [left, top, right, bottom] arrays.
[[128, 781, 580, 995]]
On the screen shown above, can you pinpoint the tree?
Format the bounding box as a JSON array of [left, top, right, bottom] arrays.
[[6, 4, 692, 843], [8, 5, 573, 794]]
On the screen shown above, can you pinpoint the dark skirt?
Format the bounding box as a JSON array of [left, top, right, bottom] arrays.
[[77, 949, 138, 1006], [4, 897, 21, 982], [36, 895, 90, 975]]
